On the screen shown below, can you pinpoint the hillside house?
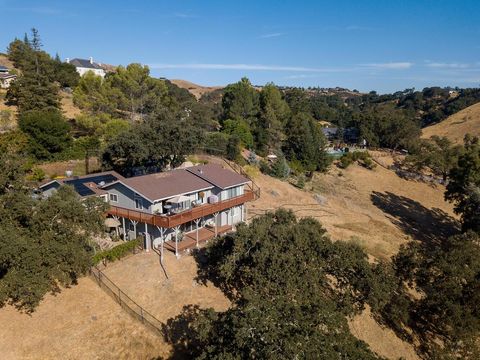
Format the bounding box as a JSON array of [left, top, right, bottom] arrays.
[[0, 73, 17, 89], [38, 164, 258, 257], [67, 57, 106, 78], [0, 65, 9, 73], [321, 127, 339, 141]]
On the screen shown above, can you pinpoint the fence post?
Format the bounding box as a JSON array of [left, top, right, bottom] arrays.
[[118, 288, 121, 304], [140, 307, 144, 323]]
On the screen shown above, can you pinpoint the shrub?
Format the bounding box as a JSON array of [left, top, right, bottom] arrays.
[[18, 110, 72, 159], [288, 157, 305, 175], [243, 164, 260, 178], [92, 238, 140, 264], [296, 174, 306, 189], [0, 109, 13, 131], [338, 151, 375, 170], [339, 153, 354, 169], [28, 167, 46, 182], [270, 156, 290, 179], [359, 156, 377, 170], [259, 159, 270, 174]]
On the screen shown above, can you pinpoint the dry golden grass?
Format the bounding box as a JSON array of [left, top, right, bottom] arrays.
[[422, 102, 480, 144], [0, 54, 14, 68], [38, 158, 101, 178], [0, 276, 166, 360], [349, 306, 420, 360], [248, 152, 457, 259], [0, 152, 456, 359], [60, 90, 82, 119], [170, 79, 223, 99]]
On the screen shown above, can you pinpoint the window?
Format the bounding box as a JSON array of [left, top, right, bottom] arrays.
[[135, 198, 143, 210], [225, 187, 240, 199], [109, 193, 118, 202]]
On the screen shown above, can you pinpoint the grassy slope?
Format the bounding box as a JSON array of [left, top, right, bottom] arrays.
[[422, 101, 480, 143], [0, 54, 82, 121], [170, 79, 223, 99]]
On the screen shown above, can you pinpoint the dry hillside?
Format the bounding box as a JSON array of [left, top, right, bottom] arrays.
[[422, 101, 480, 143], [0, 54, 14, 68], [247, 154, 458, 259], [170, 79, 223, 99], [0, 153, 452, 360]]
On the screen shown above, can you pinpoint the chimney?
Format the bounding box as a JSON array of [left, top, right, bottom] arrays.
[[89, 57, 93, 64], [65, 57, 70, 63]]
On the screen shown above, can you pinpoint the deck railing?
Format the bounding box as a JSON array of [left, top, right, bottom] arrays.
[[107, 190, 255, 228]]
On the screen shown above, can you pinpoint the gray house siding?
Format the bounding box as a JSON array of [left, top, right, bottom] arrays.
[[105, 182, 153, 212]]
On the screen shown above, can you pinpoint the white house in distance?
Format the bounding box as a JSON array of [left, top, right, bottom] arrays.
[[0, 65, 17, 89], [66, 57, 106, 78]]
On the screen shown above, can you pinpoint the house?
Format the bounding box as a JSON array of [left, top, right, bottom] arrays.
[[0, 73, 17, 89], [66, 57, 106, 78], [321, 127, 339, 141], [0, 65, 9, 74], [38, 164, 258, 257]]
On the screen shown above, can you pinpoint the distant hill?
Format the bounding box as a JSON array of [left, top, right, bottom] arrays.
[[170, 79, 223, 99], [422, 102, 480, 144]]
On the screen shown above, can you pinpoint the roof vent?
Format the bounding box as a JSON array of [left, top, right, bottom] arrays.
[[198, 168, 203, 174], [99, 181, 106, 186]]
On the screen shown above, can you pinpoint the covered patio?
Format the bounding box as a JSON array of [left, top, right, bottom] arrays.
[[163, 225, 232, 254]]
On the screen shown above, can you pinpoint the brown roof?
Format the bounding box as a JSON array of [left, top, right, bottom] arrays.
[[186, 164, 250, 189], [119, 169, 213, 201]]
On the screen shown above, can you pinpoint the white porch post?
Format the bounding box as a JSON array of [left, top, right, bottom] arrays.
[[145, 222, 150, 252], [156, 226, 165, 262], [131, 220, 138, 239], [194, 218, 201, 248], [113, 215, 120, 237], [213, 212, 219, 237], [174, 225, 180, 258], [122, 217, 127, 241]]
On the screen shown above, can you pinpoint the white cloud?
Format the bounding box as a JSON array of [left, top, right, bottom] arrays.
[[363, 62, 414, 69], [259, 32, 283, 39], [173, 12, 197, 19], [426, 62, 471, 69], [148, 63, 348, 72]]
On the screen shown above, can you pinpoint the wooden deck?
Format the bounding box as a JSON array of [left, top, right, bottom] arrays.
[[163, 225, 232, 253], [107, 190, 255, 229]]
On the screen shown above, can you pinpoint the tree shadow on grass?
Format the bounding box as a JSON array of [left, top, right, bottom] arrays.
[[190, 236, 239, 302], [370, 191, 460, 246], [161, 304, 204, 360]]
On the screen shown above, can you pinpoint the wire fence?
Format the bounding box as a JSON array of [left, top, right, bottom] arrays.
[[90, 266, 163, 335]]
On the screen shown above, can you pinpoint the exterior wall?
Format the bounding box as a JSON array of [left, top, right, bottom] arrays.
[[77, 67, 106, 78], [152, 201, 163, 214], [0, 76, 16, 89], [217, 184, 245, 201], [105, 182, 153, 213]]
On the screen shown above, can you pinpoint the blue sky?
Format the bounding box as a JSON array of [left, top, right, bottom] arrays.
[[0, 0, 479, 93]]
